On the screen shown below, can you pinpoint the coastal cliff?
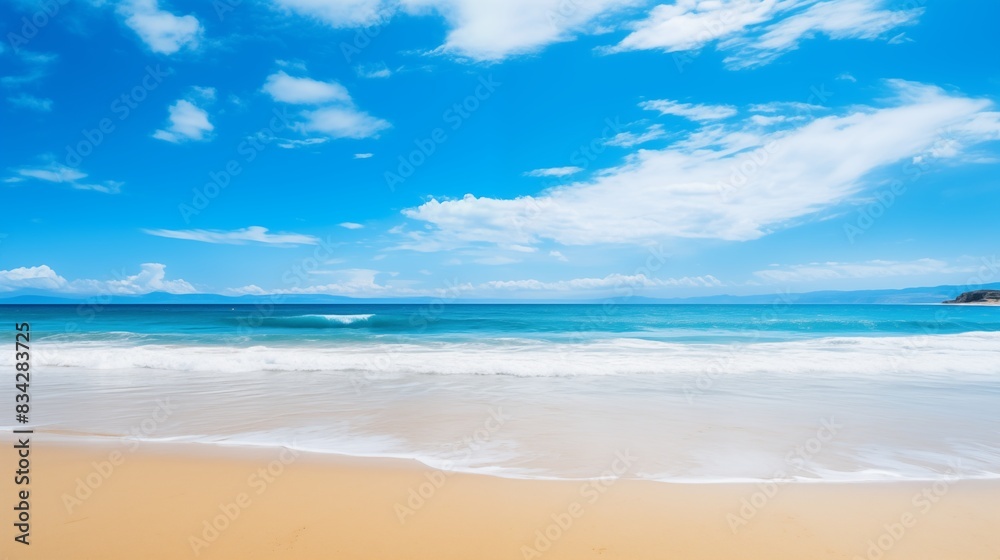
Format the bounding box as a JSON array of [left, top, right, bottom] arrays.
[[944, 290, 1000, 304]]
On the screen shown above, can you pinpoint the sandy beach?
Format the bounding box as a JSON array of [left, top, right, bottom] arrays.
[[6, 436, 999, 560]]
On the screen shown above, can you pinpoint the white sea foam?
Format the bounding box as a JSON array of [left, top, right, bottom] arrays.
[[17, 331, 1000, 378]]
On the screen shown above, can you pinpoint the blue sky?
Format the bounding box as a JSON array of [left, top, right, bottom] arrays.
[[1, 0, 998, 299]]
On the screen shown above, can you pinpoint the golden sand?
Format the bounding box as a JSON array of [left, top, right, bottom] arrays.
[[5, 437, 999, 559]]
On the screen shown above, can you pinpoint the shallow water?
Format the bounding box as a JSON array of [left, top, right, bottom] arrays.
[[3, 304, 999, 482]]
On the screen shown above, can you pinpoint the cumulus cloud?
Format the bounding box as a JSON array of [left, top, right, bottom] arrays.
[[610, 0, 923, 69], [263, 71, 351, 104], [301, 106, 391, 139], [119, 0, 202, 55], [0, 265, 69, 292], [153, 97, 214, 143], [272, 0, 639, 61], [143, 226, 319, 246], [399, 81, 1000, 249], [0, 263, 195, 295]]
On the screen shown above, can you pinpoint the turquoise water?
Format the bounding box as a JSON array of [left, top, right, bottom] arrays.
[[2, 304, 999, 481], [7, 303, 1000, 345]]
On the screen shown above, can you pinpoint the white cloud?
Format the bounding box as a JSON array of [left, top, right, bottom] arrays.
[[153, 99, 213, 143], [19, 165, 84, 183], [610, 0, 923, 69], [480, 273, 722, 291], [276, 137, 329, 149], [356, 63, 392, 79], [263, 71, 351, 104], [606, 124, 666, 147], [400, 81, 1000, 248], [263, 69, 390, 140], [266, 268, 394, 295], [223, 270, 721, 298], [75, 263, 197, 295], [271, 0, 392, 27], [524, 166, 584, 177], [724, 0, 923, 69], [7, 93, 53, 112], [611, 0, 778, 54], [549, 250, 568, 262], [225, 284, 269, 296], [119, 0, 202, 55], [640, 99, 737, 121], [354, 152, 374, 159], [1, 51, 56, 87], [0, 263, 195, 295], [753, 259, 969, 283], [143, 226, 319, 246], [272, 0, 639, 61], [301, 106, 391, 139], [16, 163, 122, 194], [0, 265, 69, 292], [838, 72, 858, 83], [339, 222, 364, 229], [405, 0, 639, 60]]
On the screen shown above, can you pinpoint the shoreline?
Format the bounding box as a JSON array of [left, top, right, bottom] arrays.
[[18, 430, 1000, 485], [7, 435, 1000, 559]]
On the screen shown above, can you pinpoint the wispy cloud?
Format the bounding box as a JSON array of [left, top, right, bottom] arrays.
[[339, 222, 364, 229], [1, 51, 56, 87], [640, 99, 737, 121], [609, 0, 923, 69], [276, 137, 329, 149], [400, 81, 1000, 248], [7, 93, 53, 112], [15, 163, 122, 194], [480, 273, 722, 291], [356, 63, 392, 79], [753, 259, 971, 283], [143, 226, 319, 246], [524, 166, 584, 178], [606, 124, 666, 147], [263, 68, 390, 140]]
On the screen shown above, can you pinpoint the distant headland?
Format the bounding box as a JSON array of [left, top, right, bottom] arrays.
[[944, 290, 1000, 304]]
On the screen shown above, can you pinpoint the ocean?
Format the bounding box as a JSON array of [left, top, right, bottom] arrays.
[[3, 303, 999, 482]]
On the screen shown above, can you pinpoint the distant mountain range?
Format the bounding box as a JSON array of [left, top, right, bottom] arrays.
[[2, 282, 999, 305]]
